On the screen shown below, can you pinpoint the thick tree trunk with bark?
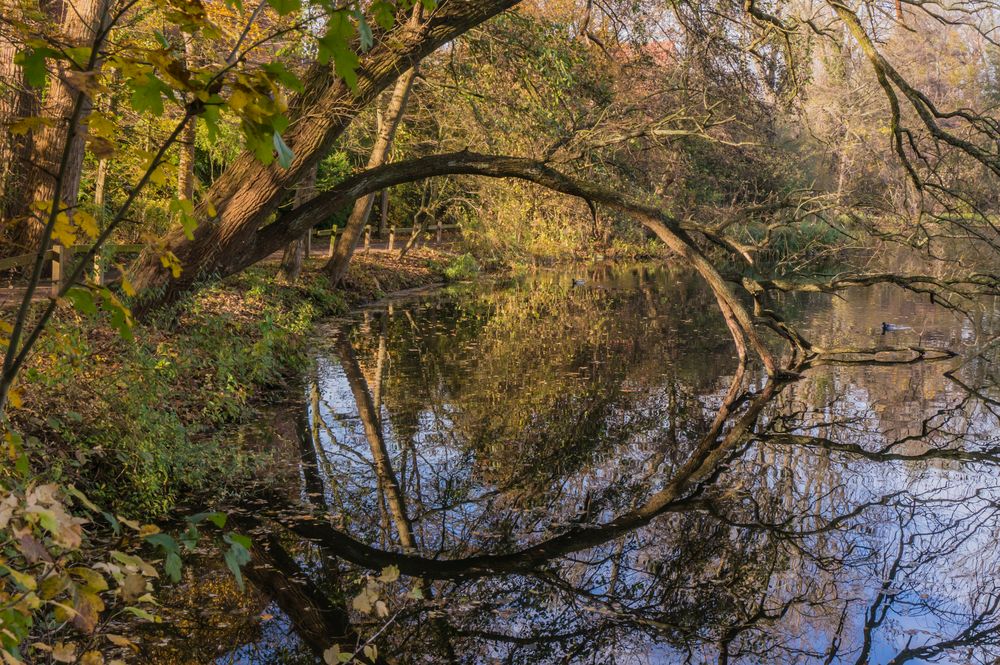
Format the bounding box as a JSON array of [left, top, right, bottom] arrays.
[[17, 0, 110, 249], [130, 0, 518, 307], [279, 165, 318, 282]]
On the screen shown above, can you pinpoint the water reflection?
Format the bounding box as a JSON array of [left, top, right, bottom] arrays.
[[141, 265, 1000, 664]]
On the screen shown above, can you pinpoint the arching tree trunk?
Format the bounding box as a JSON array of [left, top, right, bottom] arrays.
[[279, 165, 318, 282], [17, 0, 111, 248], [324, 56, 420, 284], [129, 0, 519, 308]]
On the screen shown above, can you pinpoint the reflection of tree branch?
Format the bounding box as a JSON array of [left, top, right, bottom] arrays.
[[760, 433, 1000, 465]]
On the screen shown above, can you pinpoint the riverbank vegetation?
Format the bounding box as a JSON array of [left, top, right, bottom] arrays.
[[5, 0, 1000, 661]]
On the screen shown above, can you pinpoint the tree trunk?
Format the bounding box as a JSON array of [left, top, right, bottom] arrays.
[[17, 0, 111, 248], [176, 37, 197, 201], [0, 28, 38, 255], [129, 0, 518, 307], [323, 40, 420, 284], [279, 165, 318, 282], [378, 189, 389, 236]]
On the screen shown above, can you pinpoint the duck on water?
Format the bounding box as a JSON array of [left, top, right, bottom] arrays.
[[881, 322, 912, 334]]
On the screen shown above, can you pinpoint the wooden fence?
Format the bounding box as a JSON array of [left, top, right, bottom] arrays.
[[313, 222, 461, 257], [0, 222, 461, 297]]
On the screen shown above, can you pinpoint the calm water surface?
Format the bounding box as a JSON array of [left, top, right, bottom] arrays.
[[137, 265, 1000, 664]]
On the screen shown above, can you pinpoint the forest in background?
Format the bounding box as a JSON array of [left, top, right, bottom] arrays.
[[4, 0, 1000, 661]]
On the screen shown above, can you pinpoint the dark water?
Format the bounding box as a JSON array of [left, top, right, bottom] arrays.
[[137, 264, 1000, 664]]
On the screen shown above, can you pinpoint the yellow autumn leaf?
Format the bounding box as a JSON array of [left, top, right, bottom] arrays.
[[229, 88, 252, 111], [52, 212, 77, 246], [120, 272, 136, 297], [137, 524, 160, 537], [7, 388, 22, 409], [80, 651, 104, 665], [159, 251, 182, 279], [87, 113, 115, 139], [50, 642, 76, 663], [149, 164, 168, 186], [75, 210, 99, 239], [105, 634, 138, 651], [10, 116, 53, 136]]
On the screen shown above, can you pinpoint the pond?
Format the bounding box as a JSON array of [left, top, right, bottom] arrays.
[[134, 264, 1000, 664]]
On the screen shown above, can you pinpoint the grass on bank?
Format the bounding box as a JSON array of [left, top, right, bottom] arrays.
[[10, 250, 457, 519]]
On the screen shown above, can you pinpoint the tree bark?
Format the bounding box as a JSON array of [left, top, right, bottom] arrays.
[[279, 165, 318, 282], [176, 37, 197, 202], [323, 8, 422, 284], [0, 25, 38, 254], [17, 0, 111, 248], [129, 0, 519, 306]]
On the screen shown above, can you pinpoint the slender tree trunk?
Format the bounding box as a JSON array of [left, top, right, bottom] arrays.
[[17, 0, 110, 248], [336, 335, 417, 551], [129, 0, 518, 308], [279, 165, 318, 282], [323, 31, 421, 283], [378, 189, 389, 236], [177, 37, 197, 201], [176, 120, 197, 200]]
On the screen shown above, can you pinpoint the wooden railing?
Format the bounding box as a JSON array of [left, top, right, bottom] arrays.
[[0, 222, 461, 297], [314, 222, 461, 257], [0, 243, 144, 296]]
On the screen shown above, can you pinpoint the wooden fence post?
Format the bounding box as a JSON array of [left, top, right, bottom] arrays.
[[436, 221, 443, 243], [364, 225, 371, 253], [305, 228, 312, 257], [388, 226, 395, 252], [51, 245, 72, 296], [93, 252, 104, 285]]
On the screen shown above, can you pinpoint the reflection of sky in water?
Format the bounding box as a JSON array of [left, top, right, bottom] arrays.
[[188, 268, 1000, 664], [217, 602, 310, 664]]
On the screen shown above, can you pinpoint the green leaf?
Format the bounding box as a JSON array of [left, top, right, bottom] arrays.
[[103, 511, 121, 535], [99, 289, 134, 342], [164, 552, 182, 583], [266, 0, 300, 15], [124, 606, 159, 622], [130, 73, 172, 116], [356, 12, 374, 51], [224, 541, 251, 591], [273, 132, 294, 169], [66, 485, 99, 512], [200, 102, 222, 140], [333, 48, 360, 90], [15, 47, 58, 88], [262, 62, 304, 93], [144, 533, 179, 555], [224, 532, 252, 550], [189, 511, 227, 528], [65, 286, 97, 316], [371, 1, 396, 30]]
